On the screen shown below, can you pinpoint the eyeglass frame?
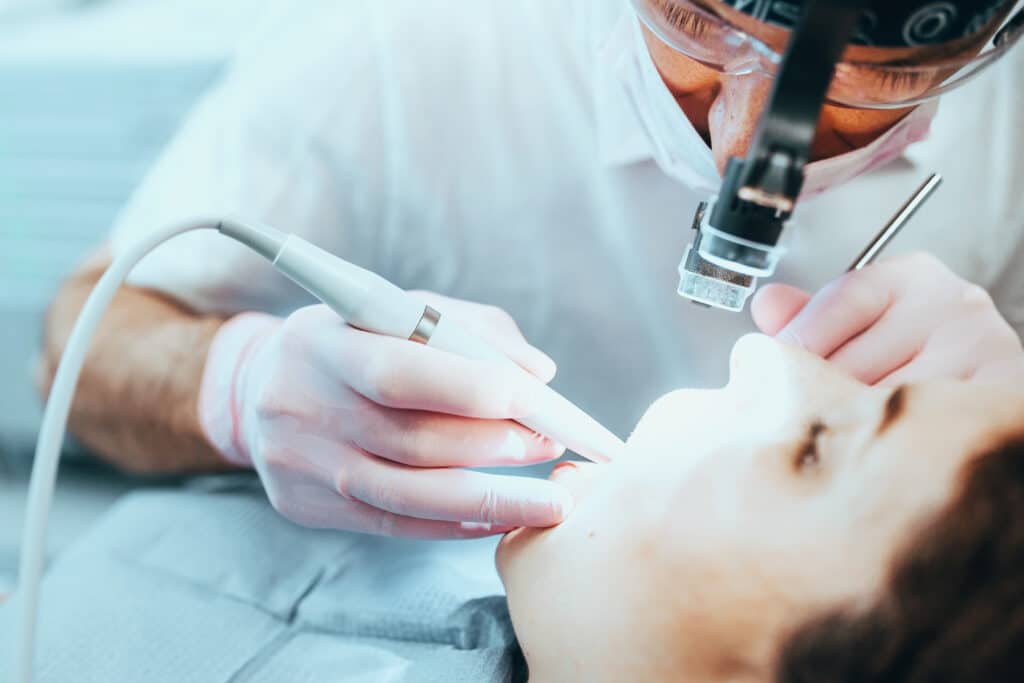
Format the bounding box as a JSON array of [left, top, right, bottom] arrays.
[[631, 0, 1024, 109]]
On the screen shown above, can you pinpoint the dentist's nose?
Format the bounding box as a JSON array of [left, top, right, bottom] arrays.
[[707, 73, 773, 176]]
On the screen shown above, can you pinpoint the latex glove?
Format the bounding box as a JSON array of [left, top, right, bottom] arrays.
[[199, 291, 572, 539], [751, 252, 1024, 386]]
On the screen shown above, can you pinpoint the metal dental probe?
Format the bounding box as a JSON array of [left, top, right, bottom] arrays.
[[848, 173, 943, 272]]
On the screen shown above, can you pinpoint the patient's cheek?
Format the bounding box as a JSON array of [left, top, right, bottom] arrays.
[[548, 461, 603, 503]]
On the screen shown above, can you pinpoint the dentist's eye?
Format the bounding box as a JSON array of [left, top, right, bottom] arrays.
[[794, 420, 827, 471], [651, 0, 713, 40], [664, 6, 712, 39]]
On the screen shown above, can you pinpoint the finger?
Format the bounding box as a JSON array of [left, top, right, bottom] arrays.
[[877, 347, 975, 386], [775, 269, 895, 358], [823, 306, 932, 384], [341, 456, 574, 527], [352, 405, 565, 468], [410, 291, 556, 382], [751, 284, 812, 336], [878, 311, 1023, 386], [328, 328, 545, 419]]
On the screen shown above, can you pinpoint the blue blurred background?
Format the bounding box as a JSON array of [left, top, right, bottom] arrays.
[[0, 0, 296, 597]]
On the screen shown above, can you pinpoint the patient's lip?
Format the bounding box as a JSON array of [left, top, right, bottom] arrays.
[[550, 461, 582, 484], [549, 461, 603, 504]]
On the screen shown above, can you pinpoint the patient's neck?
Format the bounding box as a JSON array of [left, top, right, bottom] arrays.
[[526, 655, 766, 683], [530, 673, 763, 682]]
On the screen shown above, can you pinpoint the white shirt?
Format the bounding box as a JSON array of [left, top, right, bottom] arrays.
[[111, 0, 1024, 439]]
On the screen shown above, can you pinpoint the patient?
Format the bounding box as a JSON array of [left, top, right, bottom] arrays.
[[498, 334, 1024, 682]]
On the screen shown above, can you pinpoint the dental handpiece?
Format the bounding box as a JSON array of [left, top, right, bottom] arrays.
[[219, 220, 625, 464], [12, 219, 623, 683]]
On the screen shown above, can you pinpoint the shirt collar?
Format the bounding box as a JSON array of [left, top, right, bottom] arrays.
[[593, 11, 657, 168], [593, 11, 721, 192]]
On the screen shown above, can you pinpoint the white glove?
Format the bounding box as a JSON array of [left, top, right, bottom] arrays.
[[198, 291, 572, 538], [751, 252, 1024, 386]]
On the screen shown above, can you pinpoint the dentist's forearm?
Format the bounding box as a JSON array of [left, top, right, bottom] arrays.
[[39, 255, 229, 474]]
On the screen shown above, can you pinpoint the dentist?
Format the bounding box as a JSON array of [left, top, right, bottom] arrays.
[[42, 0, 1024, 536]]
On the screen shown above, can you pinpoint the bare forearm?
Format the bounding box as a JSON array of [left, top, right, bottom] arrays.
[[40, 254, 231, 474]]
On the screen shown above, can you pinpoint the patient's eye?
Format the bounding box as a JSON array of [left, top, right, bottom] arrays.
[[794, 420, 827, 471]]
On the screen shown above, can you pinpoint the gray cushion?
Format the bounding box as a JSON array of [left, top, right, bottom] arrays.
[[0, 482, 526, 682]]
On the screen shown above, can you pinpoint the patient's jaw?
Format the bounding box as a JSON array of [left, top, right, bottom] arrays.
[[497, 335, 1024, 683]]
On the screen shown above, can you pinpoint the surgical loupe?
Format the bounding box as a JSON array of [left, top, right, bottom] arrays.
[[674, 0, 872, 310]]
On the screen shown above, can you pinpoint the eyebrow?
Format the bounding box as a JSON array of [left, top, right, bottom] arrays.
[[876, 386, 908, 435]]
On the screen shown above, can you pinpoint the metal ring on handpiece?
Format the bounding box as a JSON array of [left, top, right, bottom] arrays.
[[409, 306, 441, 345]]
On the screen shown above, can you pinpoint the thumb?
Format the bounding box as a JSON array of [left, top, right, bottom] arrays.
[[751, 284, 812, 336]]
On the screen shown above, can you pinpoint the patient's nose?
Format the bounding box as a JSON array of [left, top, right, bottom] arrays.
[[726, 335, 825, 427], [729, 334, 790, 385], [728, 334, 866, 412]]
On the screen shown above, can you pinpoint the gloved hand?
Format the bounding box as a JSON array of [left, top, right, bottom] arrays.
[[198, 291, 572, 538], [751, 252, 1024, 386]]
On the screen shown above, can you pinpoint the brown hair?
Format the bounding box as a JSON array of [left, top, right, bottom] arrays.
[[775, 435, 1024, 682]]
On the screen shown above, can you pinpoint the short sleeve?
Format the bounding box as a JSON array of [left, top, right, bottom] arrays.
[[110, 78, 318, 314]]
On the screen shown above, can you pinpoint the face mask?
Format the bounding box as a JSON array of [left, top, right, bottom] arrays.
[[622, 16, 939, 197], [800, 102, 938, 197], [627, 25, 723, 191]]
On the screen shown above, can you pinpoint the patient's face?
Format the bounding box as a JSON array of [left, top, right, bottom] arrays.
[[497, 334, 1024, 683]]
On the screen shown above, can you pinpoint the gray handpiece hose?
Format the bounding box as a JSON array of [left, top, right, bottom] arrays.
[[13, 218, 622, 683], [220, 220, 625, 463]]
